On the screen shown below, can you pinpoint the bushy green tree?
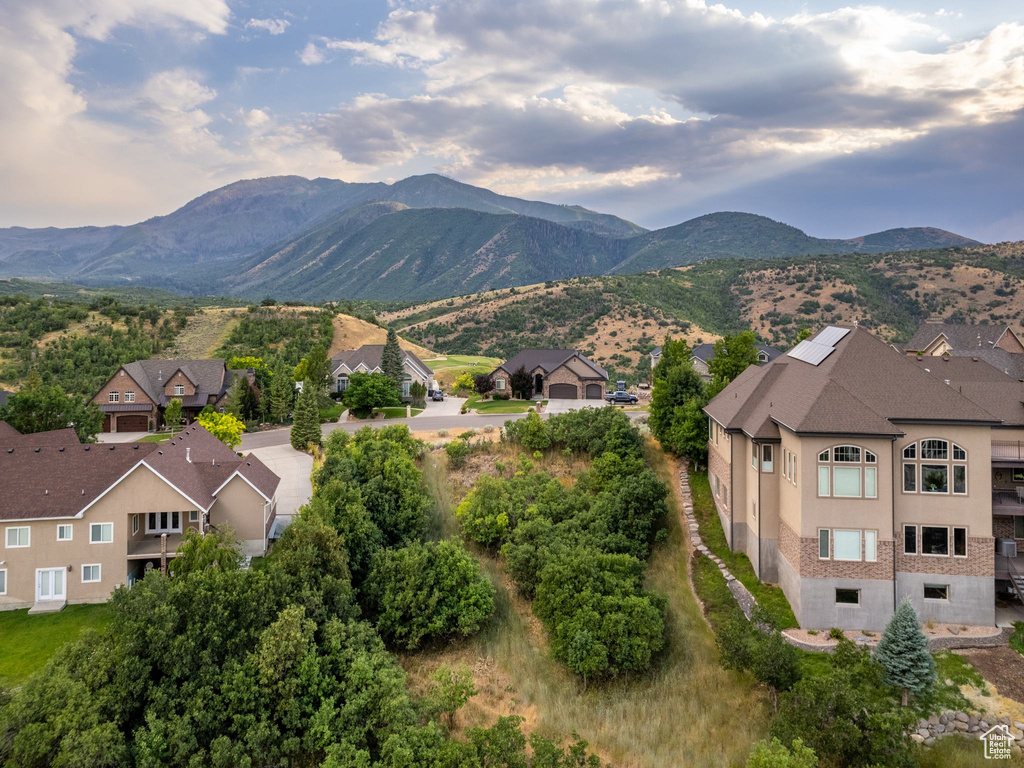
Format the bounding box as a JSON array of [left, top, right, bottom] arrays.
[[746, 738, 817, 768], [652, 336, 691, 381], [648, 359, 704, 440], [293, 344, 331, 392], [343, 372, 400, 416], [0, 373, 103, 442], [162, 397, 183, 433], [381, 327, 404, 387], [874, 598, 936, 706], [197, 409, 245, 449], [268, 362, 294, 423], [510, 366, 533, 400], [708, 330, 759, 383], [227, 374, 260, 421], [445, 438, 471, 468], [171, 527, 242, 575], [663, 397, 710, 464], [457, 474, 517, 547], [429, 664, 477, 729], [290, 382, 322, 450], [365, 539, 496, 650], [517, 411, 552, 451]]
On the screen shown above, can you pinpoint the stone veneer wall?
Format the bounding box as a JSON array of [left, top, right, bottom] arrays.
[[541, 364, 590, 398], [895, 540, 994, 577], [779, 520, 894, 579]]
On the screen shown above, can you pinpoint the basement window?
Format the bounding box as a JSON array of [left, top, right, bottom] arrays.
[[835, 589, 860, 605]]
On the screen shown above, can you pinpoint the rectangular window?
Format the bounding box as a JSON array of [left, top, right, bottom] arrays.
[[57, 524, 73, 541], [833, 466, 862, 497], [902, 463, 917, 493], [146, 512, 180, 533], [90, 522, 113, 543], [189, 510, 200, 523], [864, 467, 877, 498], [0, 569, 5, 595], [82, 564, 101, 583], [924, 584, 949, 601], [174, 384, 185, 396], [495, 378, 506, 391], [833, 529, 862, 561], [921, 526, 949, 556], [132, 515, 139, 535], [952, 465, 966, 495], [865, 530, 877, 562], [5, 526, 29, 548], [338, 377, 349, 392], [818, 529, 830, 559], [904, 525, 917, 555], [921, 465, 948, 494], [401, 379, 411, 398], [108, 391, 119, 402], [818, 466, 830, 496], [921, 439, 948, 460], [752, 443, 758, 469], [835, 588, 860, 605], [953, 527, 967, 557], [792, 455, 796, 485], [125, 391, 135, 403], [833, 446, 860, 462], [761, 444, 773, 472]]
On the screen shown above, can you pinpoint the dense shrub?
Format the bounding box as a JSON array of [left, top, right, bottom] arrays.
[[445, 438, 472, 468], [365, 540, 496, 650]]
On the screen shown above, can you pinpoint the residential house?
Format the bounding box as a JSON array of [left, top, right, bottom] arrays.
[[705, 325, 1010, 631], [902, 322, 1024, 379], [91, 359, 254, 432], [492, 349, 608, 399], [331, 345, 433, 400], [0, 421, 279, 611], [651, 343, 781, 382]]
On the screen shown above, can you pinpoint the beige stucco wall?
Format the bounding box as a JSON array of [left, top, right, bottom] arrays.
[[211, 475, 272, 555]]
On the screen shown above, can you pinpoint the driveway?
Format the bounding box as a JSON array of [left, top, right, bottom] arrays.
[[545, 398, 604, 415], [245, 444, 313, 524], [422, 395, 466, 416]]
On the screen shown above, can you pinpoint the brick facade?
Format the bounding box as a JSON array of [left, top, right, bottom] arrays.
[[780, 520, 893, 579], [994, 514, 1024, 546], [92, 368, 156, 409], [895, 539, 995, 577], [164, 370, 197, 398]]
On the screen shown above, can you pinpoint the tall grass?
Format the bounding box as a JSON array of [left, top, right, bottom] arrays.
[[409, 443, 771, 767]]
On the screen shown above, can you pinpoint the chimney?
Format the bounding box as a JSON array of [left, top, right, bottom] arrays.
[[186, 447, 191, 463]]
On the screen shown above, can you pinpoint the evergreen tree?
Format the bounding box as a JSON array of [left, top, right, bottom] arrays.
[[874, 598, 936, 705], [381, 326, 404, 387], [269, 363, 294, 424], [290, 382, 322, 451]]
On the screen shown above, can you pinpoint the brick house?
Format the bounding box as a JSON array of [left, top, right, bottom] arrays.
[[0, 421, 279, 612], [91, 359, 254, 432], [704, 325, 1022, 630], [492, 349, 608, 400]]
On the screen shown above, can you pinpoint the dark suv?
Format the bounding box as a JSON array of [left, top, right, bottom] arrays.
[[431, 390, 445, 401], [605, 391, 638, 404]]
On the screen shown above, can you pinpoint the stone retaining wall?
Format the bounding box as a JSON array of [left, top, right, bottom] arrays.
[[912, 711, 1022, 756]]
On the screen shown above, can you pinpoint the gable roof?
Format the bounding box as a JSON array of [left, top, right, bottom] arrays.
[[0, 421, 81, 447], [0, 423, 279, 521], [705, 325, 999, 439], [495, 349, 608, 380], [915, 355, 1024, 427], [111, 359, 232, 408], [331, 345, 433, 379], [904, 323, 1018, 354], [691, 342, 782, 364]]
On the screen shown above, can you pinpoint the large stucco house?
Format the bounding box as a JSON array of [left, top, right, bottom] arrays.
[[705, 325, 1024, 630], [493, 349, 608, 400], [330, 345, 433, 400], [0, 422, 279, 612], [91, 359, 255, 433]]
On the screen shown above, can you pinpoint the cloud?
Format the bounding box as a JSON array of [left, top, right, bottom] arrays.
[[245, 17, 290, 35], [312, 0, 1024, 209], [299, 40, 327, 65]]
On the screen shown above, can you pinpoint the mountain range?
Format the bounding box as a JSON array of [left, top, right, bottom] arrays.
[[0, 174, 979, 301]]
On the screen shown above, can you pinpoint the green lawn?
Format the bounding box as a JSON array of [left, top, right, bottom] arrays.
[[464, 393, 540, 413], [135, 429, 186, 443], [0, 604, 113, 690], [379, 407, 424, 419], [423, 355, 502, 370], [319, 403, 345, 422], [689, 470, 798, 628]]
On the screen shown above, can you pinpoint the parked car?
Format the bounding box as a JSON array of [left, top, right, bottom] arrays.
[[431, 390, 445, 401], [605, 391, 638, 404]]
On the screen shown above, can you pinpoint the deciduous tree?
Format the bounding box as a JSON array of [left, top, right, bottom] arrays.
[[0, 373, 103, 442], [197, 409, 246, 450]]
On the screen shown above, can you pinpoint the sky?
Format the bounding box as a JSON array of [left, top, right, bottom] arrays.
[[1, 1, 1022, 242]]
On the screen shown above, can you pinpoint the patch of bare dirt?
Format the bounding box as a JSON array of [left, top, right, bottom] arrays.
[[958, 647, 1024, 708]]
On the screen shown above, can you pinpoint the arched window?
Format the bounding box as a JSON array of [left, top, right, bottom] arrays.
[[902, 439, 967, 495], [817, 445, 877, 499]]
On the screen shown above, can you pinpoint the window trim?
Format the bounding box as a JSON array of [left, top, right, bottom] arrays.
[[132, 514, 139, 535], [495, 377, 506, 391], [0, 568, 6, 595], [108, 391, 119, 403], [902, 462, 917, 493], [832, 466, 862, 498], [864, 530, 878, 562], [903, 524, 917, 555], [89, 522, 114, 544], [833, 529, 863, 561], [124, 390, 135, 403], [818, 529, 830, 560], [901, 439, 967, 495], [761, 444, 774, 473], [920, 525, 950, 557], [835, 588, 861, 605], [5, 526, 30, 548], [920, 464, 950, 495], [189, 510, 200, 523], [146, 511, 181, 534], [923, 584, 950, 601], [81, 564, 102, 583], [953, 526, 968, 558], [57, 524, 73, 542]]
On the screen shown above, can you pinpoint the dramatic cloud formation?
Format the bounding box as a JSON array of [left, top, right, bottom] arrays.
[[0, 0, 1020, 239]]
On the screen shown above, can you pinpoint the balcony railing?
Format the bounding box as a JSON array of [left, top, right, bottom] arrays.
[[128, 533, 182, 558], [993, 441, 1024, 461]]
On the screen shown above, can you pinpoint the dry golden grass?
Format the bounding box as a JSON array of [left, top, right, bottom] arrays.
[[157, 307, 243, 360], [329, 313, 435, 359], [411, 441, 771, 767]]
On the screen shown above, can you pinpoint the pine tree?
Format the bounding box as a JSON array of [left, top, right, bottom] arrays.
[[874, 597, 936, 705], [290, 382, 322, 451], [269, 363, 294, 424], [381, 326, 404, 387]]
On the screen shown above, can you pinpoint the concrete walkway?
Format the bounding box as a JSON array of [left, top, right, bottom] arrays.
[[97, 431, 148, 444], [246, 444, 313, 523]]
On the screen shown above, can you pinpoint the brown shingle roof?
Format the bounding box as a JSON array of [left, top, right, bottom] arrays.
[[117, 359, 232, 407], [495, 349, 608, 380], [330, 345, 433, 379], [706, 326, 1000, 438], [914, 355, 1024, 428], [904, 323, 1015, 354], [0, 421, 81, 447]]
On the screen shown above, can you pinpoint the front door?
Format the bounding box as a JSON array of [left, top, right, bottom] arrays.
[[36, 568, 66, 601]]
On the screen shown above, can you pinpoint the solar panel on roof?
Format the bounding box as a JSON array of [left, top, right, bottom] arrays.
[[815, 326, 851, 347]]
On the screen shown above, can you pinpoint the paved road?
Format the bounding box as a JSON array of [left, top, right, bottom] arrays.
[[241, 411, 532, 450]]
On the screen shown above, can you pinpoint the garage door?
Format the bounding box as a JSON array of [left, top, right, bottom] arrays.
[[116, 414, 149, 432], [548, 383, 578, 399], [585, 383, 603, 400]]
